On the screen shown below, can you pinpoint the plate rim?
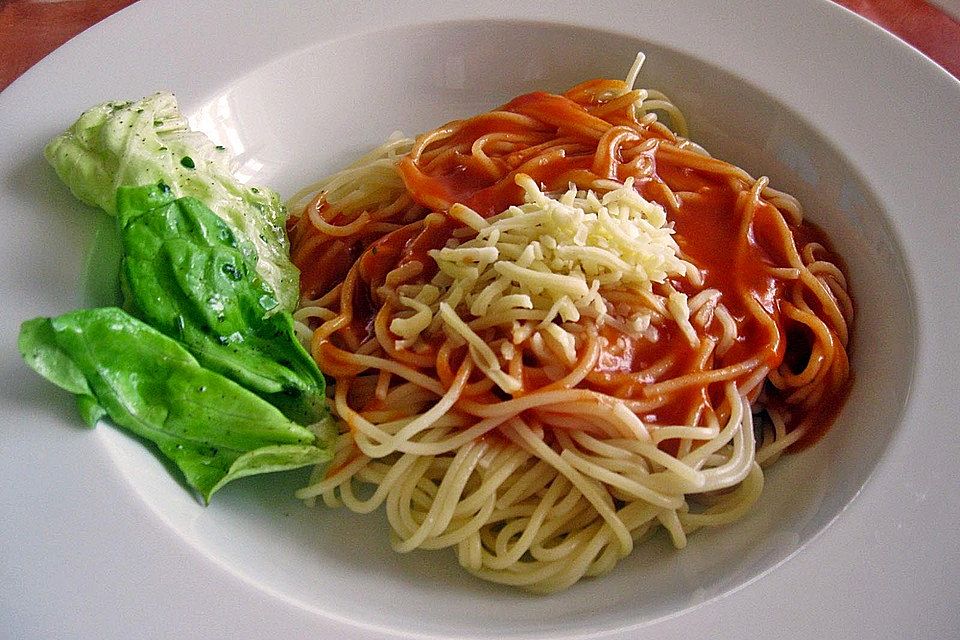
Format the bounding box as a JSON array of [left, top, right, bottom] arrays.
[[2, 1, 959, 638]]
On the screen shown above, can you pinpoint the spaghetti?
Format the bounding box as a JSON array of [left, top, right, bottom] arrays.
[[287, 55, 853, 592]]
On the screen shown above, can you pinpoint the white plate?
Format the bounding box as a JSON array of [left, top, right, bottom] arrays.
[[2, 1, 958, 638]]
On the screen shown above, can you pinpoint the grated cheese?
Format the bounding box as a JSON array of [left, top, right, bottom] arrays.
[[389, 174, 695, 392]]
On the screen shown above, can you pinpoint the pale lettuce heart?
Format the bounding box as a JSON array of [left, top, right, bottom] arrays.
[[45, 92, 299, 312]]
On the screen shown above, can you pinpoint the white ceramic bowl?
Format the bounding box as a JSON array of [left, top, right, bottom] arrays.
[[2, 2, 957, 639]]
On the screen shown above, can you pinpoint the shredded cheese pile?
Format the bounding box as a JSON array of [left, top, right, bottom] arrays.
[[390, 174, 694, 392]]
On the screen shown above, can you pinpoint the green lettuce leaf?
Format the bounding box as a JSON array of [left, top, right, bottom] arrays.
[[44, 92, 299, 312], [116, 183, 327, 424], [18, 308, 332, 503]]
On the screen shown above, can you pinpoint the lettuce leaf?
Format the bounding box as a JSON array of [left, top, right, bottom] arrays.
[[116, 183, 327, 424], [44, 92, 299, 312], [18, 308, 332, 503]]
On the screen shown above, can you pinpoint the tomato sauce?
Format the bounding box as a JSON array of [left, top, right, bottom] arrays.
[[299, 87, 851, 447]]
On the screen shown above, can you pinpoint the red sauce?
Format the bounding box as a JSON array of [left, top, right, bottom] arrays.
[[297, 87, 852, 448], [391, 92, 812, 426], [399, 151, 595, 217], [665, 182, 785, 368]]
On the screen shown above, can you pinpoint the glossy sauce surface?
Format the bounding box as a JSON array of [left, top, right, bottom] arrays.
[[305, 88, 851, 445], [394, 93, 792, 422]]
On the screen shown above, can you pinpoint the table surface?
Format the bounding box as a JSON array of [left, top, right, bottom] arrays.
[[0, 0, 958, 93]]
